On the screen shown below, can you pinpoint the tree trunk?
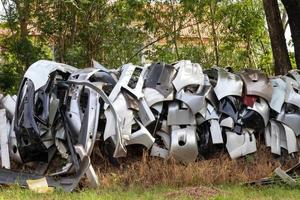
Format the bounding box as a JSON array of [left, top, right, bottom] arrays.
[[281, 0, 300, 69], [15, 0, 30, 39], [263, 0, 291, 75], [209, 2, 219, 66]]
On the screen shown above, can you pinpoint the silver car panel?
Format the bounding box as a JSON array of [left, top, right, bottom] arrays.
[[138, 98, 156, 126], [124, 120, 155, 149], [167, 102, 196, 125], [143, 87, 173, 107], [276, 106, 300, 136], [65, 86, 82, 137], [77, 88, 101, 156], [288, 70, 300, 84], [69, 68, 100, 81], [240, 69, 273, 102], [220, 117, 234, 129], [282, 75, 299, 90], [196, 74, 212, 96], [1, 95, 16, 119], [161, 120, 170, 134], [66, 80, 127, 158], [157, 131, 171, 149], [0, 110, 10, 169], [270, 78, 287, 113], [151, 102, 163, 113], [104, 93, 134, 141], [172, 60, 204, 92], [214, 68, 243, 100], [282, 123, 298, 154], [269, 120, 283, 155], [169, 126, 198, 163], [122, 66, 147, 100], [209, 119, 223, 144], [107, 64, 145, 106], [284, 83, 300, 108], [264, 123, 271, 147], [248, 98, 270, 127], [176, 89, 206, 114], [24, 60, 77, 90], [74, 145, 99, 188], [226, 129, 257, 159], [205, 103, 219, 121], [150, 144, 169, 159], [107, 64, 136, 104]]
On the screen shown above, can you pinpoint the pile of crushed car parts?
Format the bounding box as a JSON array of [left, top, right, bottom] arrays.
[[0, 59, 299, 191]]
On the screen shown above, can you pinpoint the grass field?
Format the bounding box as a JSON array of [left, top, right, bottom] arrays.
[[0, 184, 299, 200]]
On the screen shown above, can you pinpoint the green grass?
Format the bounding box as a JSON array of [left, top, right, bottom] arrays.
[[0, 184, 299, 200]]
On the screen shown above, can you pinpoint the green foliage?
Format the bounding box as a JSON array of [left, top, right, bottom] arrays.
[[0, 0, 274, 93]]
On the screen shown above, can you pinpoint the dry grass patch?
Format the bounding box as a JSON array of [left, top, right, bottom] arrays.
[[93, 145, 298, 188]]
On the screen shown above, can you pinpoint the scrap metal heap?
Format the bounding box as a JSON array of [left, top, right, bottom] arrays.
[[0, 60, 299, 191]]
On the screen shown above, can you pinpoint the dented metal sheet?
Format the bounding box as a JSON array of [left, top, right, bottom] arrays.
[[144, 62, 176, 97], [24, 60, 77, 90], [169, 126, 198, 163], [176, 89, 206, 114], [172, 60, 204, 92], [240, 69, 273, 102], [270, 78, 287, 113], [276, 105, 300, 136], [209, 119, 223, 144], [124, 120, 155, 149], [247, 98, 270, 127], [213, 68, 243, 100], [143, 87, 173, 107], [167, 102, 196, 125], [226, 129, 257, 159], [282, 124, 298, 154]]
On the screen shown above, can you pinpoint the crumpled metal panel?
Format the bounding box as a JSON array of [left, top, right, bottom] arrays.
[[104, 93, 134, 141], [138, 98, 156, 126], [209, 119, 223, 144], [143, 87, 173, 106], [205, 103, 219, 121], [124, 120, 155, 149], [24, 60, 77, 90], [267, 120, 284, 155], [284, 83, 300, 108], [150, 144, 169, 159], [1, 95, 16, 119], [226, 129, 257, 159], [77, 88, 101, 156], [169, 126, 198, 163], [269, 78, 287, 113], [213, 68, 243, 100], [0, 109, 10, 169], [287, 70, 300, 86], [167, 102, 196, 125], [282, 124, 298, 154], [176, 89, 206, 114], [157, 131, 171, 150], [247, 98, 270, 127], [239, 69, 273, 102], [276, 105, 300, 136], [144, 62, 176, 97], [107, 64, 144, 104], [220, 117, 234, 129], [219, 96, 240, 122], [172, 60, 204, 92]]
